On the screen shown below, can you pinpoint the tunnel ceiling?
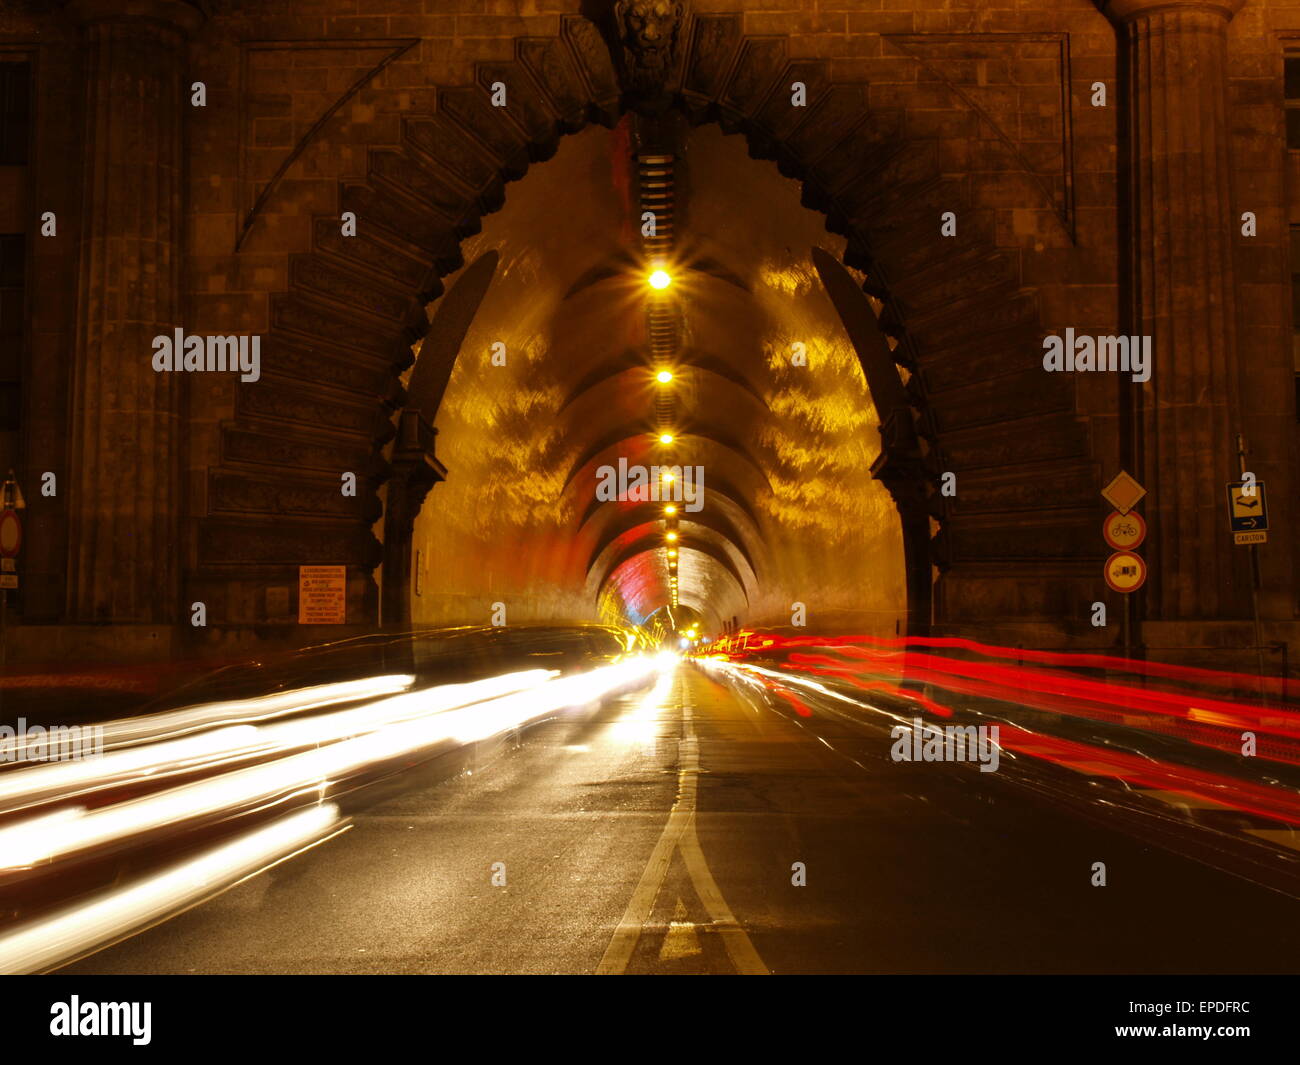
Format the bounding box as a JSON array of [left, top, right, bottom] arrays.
[[409, 119, 906, 637]]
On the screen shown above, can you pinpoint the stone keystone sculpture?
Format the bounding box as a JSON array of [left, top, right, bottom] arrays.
[[613, 0, 686, 101]]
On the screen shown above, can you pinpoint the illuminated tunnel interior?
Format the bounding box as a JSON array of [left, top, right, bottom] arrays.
[[403, 120, 906, 638]]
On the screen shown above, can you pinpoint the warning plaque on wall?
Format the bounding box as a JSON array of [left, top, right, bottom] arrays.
[[298, 566, 346, 624]]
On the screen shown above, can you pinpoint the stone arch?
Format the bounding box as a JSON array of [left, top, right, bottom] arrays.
[[198, 12, 1098, 636]]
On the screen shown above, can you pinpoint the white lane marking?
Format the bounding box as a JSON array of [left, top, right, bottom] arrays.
[[597, 677, 768, 975], [659, 898, 702, 960]]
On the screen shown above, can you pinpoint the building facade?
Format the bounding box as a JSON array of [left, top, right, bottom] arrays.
[[0, 0, 1296, 673]]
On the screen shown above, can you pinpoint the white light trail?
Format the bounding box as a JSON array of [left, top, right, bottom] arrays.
[[0, 659, 657, 871], [0, 803, 345, 975], [0, 670, 552, 815], [0, 674, 418, 764]]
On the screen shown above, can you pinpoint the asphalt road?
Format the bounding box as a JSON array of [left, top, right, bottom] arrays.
[[61, 663, 1300, 974]]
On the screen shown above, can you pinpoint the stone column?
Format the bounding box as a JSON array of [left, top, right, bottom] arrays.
[[66, 0, 201, 623], [381, 409, 446, 627], [870, 410, 933, 638], [1099, 0, 1249, 621]]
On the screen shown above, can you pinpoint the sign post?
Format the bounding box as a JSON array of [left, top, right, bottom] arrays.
[[1101, 471, 1147, 661], [1232, 435, 1268, 697]]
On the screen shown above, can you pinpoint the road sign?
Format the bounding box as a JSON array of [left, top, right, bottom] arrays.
[[1226, 480, 1268, 544], [1101, 471, 1146, 515], [1104, 550, 1147, 593], [1103, 509, 1146, 550], [0, 509, 21, 558]]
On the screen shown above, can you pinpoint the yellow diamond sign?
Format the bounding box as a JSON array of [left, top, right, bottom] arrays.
[[1101, 470, 1146, 515]]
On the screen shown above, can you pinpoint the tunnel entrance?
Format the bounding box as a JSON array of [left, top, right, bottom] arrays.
[[403, 121, 911, 640], [199, 12, 1096, 646]]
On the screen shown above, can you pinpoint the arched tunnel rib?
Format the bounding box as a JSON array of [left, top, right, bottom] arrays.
[[576, 481, 764, 552], [559, 358, 768, 416], [561, 430, 774, 500], [586, 523, 758, 604]]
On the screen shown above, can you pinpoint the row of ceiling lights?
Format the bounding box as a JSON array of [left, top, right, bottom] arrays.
[[649, 272, 680, 612], [639, 151, 686, 624]]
